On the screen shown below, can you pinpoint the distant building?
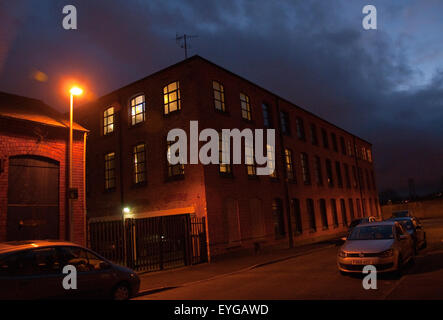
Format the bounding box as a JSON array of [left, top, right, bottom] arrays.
[[76, 56, 379, 257], [0, 92, 88, 244]]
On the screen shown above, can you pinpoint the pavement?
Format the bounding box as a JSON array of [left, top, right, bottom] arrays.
[[135, 235, 343, 297]]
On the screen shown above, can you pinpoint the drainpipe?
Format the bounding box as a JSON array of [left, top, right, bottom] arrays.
[[352, 136, 365, 217], [275, 97, 294, 248]]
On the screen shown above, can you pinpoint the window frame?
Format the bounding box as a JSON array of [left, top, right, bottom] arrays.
[[163, 81, 181, 115], [133, 143, 147, 185], [129, 94, 146, 126], [103, 106, 115, 135], [212, 81, 226, 113], [104, 152, 116, 191]]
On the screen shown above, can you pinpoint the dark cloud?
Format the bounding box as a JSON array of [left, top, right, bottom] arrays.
[[0, 0, 442, 195]]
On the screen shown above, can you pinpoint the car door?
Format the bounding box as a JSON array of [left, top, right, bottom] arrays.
[[0, 253, 21, 299], [57, 246, 117, 299]]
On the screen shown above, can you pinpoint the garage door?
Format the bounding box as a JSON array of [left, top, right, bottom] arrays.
[[7, 155, 60, 241]]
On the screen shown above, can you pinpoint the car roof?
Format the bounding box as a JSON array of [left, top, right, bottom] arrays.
[[354, 221, 396, 228], [0, 240, 81, 255], [389, 217, 413, 221]]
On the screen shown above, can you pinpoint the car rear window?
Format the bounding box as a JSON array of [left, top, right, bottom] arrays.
[[348, 225, 394, 240]]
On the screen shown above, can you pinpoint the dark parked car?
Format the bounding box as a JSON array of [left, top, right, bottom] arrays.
[[387, 217, 427, 252], [0, 240, 140, 300], [348, 216, 378, 231]]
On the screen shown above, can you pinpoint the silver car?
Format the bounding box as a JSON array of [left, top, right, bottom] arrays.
[[337, 221, 415, 275]]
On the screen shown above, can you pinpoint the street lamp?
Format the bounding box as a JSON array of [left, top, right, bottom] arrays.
[[68, 86, 82, 241]]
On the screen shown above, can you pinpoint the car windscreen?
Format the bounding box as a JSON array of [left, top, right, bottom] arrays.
[[398, 220, 414, 231], [348, 225, 394, 240]]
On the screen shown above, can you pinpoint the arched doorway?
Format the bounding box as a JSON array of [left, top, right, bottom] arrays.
[[7, 155, 60, 240]]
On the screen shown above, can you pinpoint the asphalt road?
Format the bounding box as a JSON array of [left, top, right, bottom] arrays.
[[139, 218, 443, 300]]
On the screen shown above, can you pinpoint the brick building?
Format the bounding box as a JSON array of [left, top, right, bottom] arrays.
[[0, 92, 87, 244], [76, 56, 379, 258]]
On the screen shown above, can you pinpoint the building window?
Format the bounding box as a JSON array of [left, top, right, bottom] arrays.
[[167, 139, 184, 178], [319, 199, 328, 229], [361, 147, 367, 160], [133, 143, 146, 184], [306, 199, 316, 231], [267, 144, 277, 179], [367, 149, 373, 162], [325, 159, 334, 187], [356, 198, 362, 217], [331, 199, 339, 227], [321, 129, 329, 149], [347, 140, 353, 157], [104, 152, 116, 190], [292, 198, 303, 234], [314, 156, 323, 186], [272, 199, 285, 239], [285, 149, 294, 181], [103, 107, 115, 135], [352, 165, 358, 189], [213, 81, 225, 112], [219, 134, 232, 175], [296, 117, 306, 141], [262, 103, 272, 128], [245, 142, 256, 176], [340, 199, 348, 226], [335, 161, 343, 188], [344, 163, 351, 188], [331, 133, 338, 152], [300, 153, 311, 185], [340, 137, 346, 155], [280, 111, 290, 135], [310, 124, 318, 145], [240, 93, 252, 120], [163, 81, 181, 115], [349, 199, 355, 220], [130, 95, 145, 126]]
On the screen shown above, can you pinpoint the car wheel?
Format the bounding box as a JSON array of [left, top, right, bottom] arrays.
[[112, 283, 131, 300]]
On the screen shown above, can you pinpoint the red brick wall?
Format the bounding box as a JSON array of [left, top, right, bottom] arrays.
[[0, 118, 86, 245], [76, 56, 379, 257]]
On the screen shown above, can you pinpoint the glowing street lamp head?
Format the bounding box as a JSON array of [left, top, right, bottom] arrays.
[[123, 207, 131, 214], [70, 87, 83, 96]]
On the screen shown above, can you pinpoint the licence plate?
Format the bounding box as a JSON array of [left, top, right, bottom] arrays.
[[351, 259, 373, 265]]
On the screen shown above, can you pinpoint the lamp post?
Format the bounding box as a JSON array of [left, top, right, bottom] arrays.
[[122, 207, 131, 266], [68, 86, 83, 241]]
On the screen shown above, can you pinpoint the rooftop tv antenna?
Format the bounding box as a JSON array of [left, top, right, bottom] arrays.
[[176, 33, 198, 59]]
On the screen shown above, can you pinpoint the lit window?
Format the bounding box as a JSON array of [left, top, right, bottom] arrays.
[[367, 149, 372, 162], [347, 140, 353, 156], [213, 81, 225, 112], [285, 149, 294, 181], [133, 143, 146, 184], [240, 93, 252, 120], [300, 153, 311, 185], [245, 142, 256, 176], [103, 107, 114, 135], [167, 139, 184, 178], [219, 134, 231, 175], [130, 95, 145, 126], [104, 152, 116, 190], [164, 81, 181, 115], [267, 144, 277, 178]]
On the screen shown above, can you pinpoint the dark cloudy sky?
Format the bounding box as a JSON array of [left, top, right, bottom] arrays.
[[0, 0, 442, 195]]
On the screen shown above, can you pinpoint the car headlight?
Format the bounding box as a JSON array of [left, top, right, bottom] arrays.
[[338, 250, 347, 258], [379, 249, 394, 258]]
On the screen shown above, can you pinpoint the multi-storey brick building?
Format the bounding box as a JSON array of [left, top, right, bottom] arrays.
[[76, 56, 379, 258], [0, 92, 87, 245]]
